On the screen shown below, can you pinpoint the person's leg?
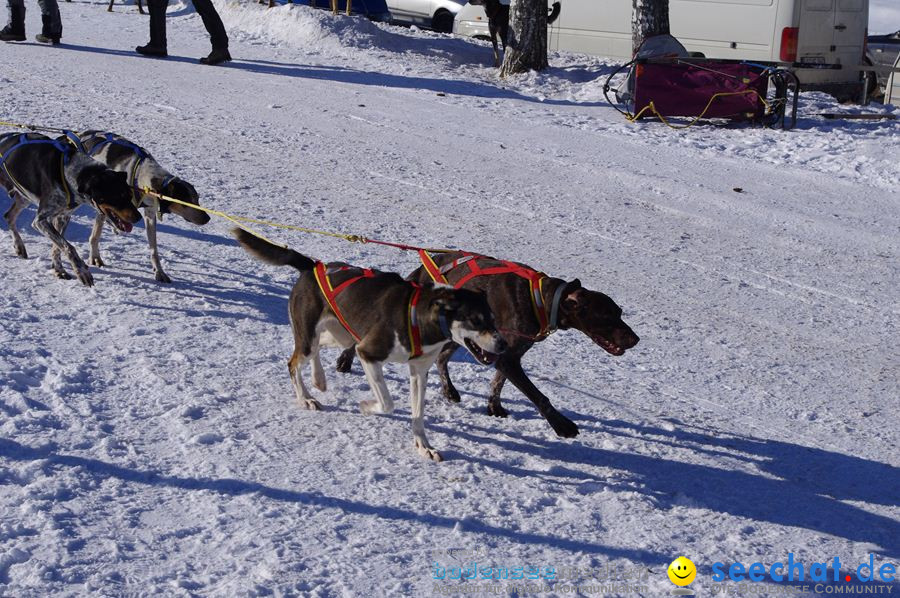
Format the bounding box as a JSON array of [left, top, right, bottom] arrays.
[[136, 0, 167, 55], [35, 0, 62, 43], [1, 0, 26, 40], [191, 0, 227, 51]]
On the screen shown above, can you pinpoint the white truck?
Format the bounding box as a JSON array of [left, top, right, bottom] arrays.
[[454, 0, 869, 97]]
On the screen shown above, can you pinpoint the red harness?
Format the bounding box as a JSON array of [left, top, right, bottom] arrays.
[[419, 250, 553, 339], [313, 261, 425, 359]]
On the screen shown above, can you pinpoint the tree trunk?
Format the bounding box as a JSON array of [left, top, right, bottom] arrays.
[[499, 0, 549, 77], [632, 0, 670, 55]]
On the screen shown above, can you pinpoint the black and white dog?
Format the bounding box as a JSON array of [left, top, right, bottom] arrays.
[[75, 131, 210, 283], [0, 132, 142, 286], [233, 229, 507, 462]]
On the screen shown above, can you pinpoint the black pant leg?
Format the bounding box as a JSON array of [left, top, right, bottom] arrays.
[[146, 0, 167, 47], [192, 0, 228, 51]]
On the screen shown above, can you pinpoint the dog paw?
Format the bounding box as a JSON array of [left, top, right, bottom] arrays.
[[486, 403, 508, 418], [359, 399, 384, 415], [90, 256, 105, 267], [76, 269, 94, 287], [445, 386, 461, 403], [155, 271, 172, 284], [335, 350, 354, 374], [312, 374, 327, 392], [416, 444, 443, 462], [551, 416, 579, 438], [53, 269, 73, 280], [14, 245, 27, 259], [299, 398, 322, 411]]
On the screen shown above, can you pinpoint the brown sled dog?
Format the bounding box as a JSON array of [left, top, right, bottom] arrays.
[[337, 251, 639, 438], [234, 231, 507, 461]]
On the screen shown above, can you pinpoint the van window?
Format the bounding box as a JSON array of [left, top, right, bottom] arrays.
[[837, 0, 864, 11], [805, 0, 833, 10]]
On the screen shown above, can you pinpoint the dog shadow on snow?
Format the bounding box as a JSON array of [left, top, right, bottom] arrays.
[[440, 398, 899, 563], [322, 355, 900, 561]]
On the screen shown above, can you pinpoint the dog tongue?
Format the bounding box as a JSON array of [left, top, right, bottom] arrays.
[[122, 221, 133, 234]]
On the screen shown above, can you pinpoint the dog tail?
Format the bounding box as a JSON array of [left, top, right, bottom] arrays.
[[232, 228, 315, 272], [548, 1, 560, 24]]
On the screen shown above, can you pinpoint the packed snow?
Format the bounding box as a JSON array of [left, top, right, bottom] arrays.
[[1, 1, 898, 597]]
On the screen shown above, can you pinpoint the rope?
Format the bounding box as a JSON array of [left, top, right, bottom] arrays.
[[0, 120, 68, 134], [138, 187, 457, 254], [627, 90, 772, 129]]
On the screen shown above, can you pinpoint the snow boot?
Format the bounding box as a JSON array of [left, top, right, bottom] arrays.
[[0, 6, 26, 42], [35, 13, 61, 44], [199, 47, 231, 65]]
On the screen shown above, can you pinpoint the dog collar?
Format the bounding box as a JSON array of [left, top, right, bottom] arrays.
[[548, 280, 568, 332]]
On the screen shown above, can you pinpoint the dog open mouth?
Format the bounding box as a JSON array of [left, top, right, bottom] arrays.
[[102, 207, 134, 233], [594, 336, 625, 356], [465, 339, 499, 365]]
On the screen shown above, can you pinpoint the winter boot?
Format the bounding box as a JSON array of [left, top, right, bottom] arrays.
[[199, 47, 231, 65], [0, 6, 26, 41], [136, 0, 167, 55], [35, 13, 61, 44]]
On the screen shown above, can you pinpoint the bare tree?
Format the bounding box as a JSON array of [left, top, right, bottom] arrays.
[[632, 0, 670, 54], [499, 0, 549, 77]]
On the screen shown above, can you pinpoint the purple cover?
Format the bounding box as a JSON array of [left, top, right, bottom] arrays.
[[633, 61, 768, 121]]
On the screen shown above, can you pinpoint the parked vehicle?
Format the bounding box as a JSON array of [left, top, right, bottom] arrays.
[[387, 0, 466, 31], [886, 52, 900, 104], [283, 0, 392, 22], [867, 29, 900, 90], [455, 0, 869, 98]]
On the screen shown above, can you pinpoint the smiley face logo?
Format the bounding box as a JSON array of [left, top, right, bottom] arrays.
[[667, 556, 697, 586]]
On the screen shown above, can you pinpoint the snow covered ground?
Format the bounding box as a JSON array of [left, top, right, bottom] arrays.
[[1, 1, 898, 596]]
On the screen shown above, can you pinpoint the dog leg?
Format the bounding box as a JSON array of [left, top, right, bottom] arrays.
[[435, 342, 461, 403], [487, 369, 509, 417], [496, 354, 578, 437], [107, 0, 113, 11], [311, 347, 327, 391], [410, 360, 441, 462], [88, 213, 106, 267], [144, 207, 171, 283], [357, 355, 394, 415], [50, 213, 77, 281], [34, 211, 91, 285], [335, 345, 355, 373], [288, 347, 322, 411], [4, 195, 29, 259]]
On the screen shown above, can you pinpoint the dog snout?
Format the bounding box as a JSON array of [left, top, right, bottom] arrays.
[[615, 328, 639, 350], [492, 333, 508, 354]]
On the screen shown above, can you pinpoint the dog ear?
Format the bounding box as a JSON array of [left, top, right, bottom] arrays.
[[566, 278, 582, 292]]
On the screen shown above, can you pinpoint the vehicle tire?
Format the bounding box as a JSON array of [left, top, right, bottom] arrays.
[[432, 10, 453, 33]]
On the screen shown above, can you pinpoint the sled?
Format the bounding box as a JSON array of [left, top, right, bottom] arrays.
[[604, 35, 800, 129]]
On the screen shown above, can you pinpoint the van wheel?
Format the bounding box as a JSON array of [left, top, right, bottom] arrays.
[[432, 10, 453, 33]]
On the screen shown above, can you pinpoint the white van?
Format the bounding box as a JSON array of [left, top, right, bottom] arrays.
[[454, 0, 868, 97]]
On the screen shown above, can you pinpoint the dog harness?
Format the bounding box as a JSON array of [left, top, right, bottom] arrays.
[[82, 132, 175, 210], [419, 250, 567, 340], [313, 262, 438, 360], [0, 133, 75, 209]]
